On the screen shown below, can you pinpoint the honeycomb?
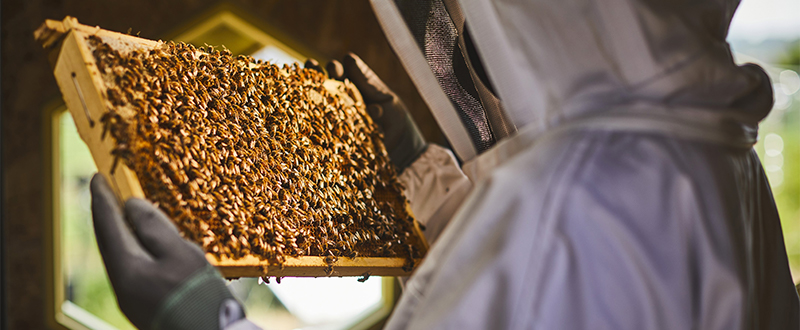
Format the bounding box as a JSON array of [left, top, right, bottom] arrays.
[[87, 36, 424, 273]]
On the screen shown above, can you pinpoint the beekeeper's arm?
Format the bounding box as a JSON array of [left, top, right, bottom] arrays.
[[332, 54, 472, 244], [90, 174, 262, 330]]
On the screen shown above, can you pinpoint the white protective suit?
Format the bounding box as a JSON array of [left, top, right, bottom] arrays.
[[371, 0, 800, 329]]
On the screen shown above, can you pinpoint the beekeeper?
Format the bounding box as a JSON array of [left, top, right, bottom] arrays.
[[90, 0, 800, 329]]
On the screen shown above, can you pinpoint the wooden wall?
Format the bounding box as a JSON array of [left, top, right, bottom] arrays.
[[1, 1, 442, 328]]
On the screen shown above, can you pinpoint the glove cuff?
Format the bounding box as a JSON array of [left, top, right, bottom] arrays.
[[151, 264, 238, 330], [389, 111, 428, 171]]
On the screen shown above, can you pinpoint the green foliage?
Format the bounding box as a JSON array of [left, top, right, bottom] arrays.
[[60, 112, 137, 329], [773, 128, 800, 275], [778, 39, 800, 67]]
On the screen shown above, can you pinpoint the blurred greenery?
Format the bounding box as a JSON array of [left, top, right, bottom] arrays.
[[59, 113, 135, 329], [752, 44, 800, 280], [758, 126, 800, 279], [778, 40, 800, 66], [775, 127, 800, 276]]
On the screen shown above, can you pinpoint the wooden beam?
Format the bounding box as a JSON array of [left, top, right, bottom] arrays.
[[207, 254, 420, 278]]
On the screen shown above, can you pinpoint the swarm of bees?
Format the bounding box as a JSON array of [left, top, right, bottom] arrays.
[[86, 35, 424, 273]]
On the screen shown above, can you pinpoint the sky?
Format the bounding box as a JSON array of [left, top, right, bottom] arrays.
[[728, 0, 800, 42]]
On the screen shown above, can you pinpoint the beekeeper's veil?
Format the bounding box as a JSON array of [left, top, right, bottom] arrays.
[[371, 0, 773, 163]]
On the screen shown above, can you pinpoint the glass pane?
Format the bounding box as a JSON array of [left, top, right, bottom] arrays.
[[186, 24, 261, 56], [251, 45, 300, 66], [59, 111, 136, 329], [229, 277, 386, 330]]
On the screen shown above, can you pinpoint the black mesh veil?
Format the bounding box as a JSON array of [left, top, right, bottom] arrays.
[[394, 0, 516, 154]]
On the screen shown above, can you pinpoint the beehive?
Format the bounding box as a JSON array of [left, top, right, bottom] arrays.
[[35, 17, 428, 278]]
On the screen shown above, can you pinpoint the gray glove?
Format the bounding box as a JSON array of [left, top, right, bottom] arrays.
[[90, 174, 244, 330], [308, 54, 428, 171]]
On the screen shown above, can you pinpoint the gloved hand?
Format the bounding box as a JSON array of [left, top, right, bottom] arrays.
[[90, 174, 244, 330], [305, 54, 428, 171]]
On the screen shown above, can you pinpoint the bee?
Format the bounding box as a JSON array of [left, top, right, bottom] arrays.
[[402, 258, 416, 273], [91, 37, 421, 274]]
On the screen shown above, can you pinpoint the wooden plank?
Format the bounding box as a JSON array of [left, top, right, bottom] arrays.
[[52, 29, 146, 201], [208, 255, 419, 278], [39, 17, 428, 278]]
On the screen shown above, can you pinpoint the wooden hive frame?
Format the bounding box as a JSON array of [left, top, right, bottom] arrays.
[[35, 16, 428, 278]]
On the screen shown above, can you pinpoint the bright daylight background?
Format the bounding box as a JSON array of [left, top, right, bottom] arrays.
[[727, 0, 800, 280]]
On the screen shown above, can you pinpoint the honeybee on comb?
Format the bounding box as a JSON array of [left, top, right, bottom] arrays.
[[85, 35, 425, 271]]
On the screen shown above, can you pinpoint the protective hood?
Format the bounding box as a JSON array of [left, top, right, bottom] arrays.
[[371, 0, 772, 163]]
